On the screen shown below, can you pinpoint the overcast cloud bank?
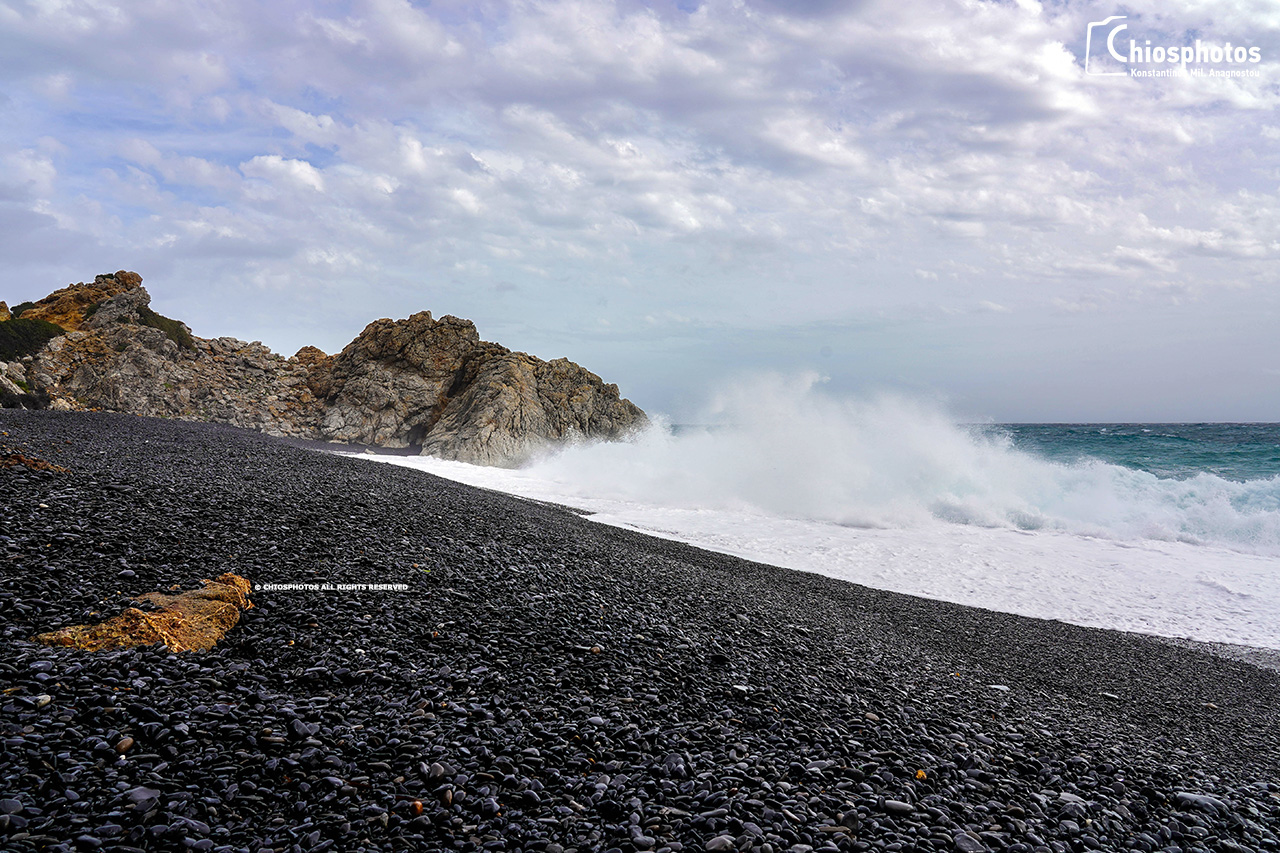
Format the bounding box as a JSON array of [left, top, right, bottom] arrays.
[[2, 0, 1278, 419]]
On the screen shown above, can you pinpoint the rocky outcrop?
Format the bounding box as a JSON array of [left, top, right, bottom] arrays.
[[318, 312, 483, 448], [7, 272, 647, 464], [35, 573, 253, 653], [310, 311, 646, 464], [23, 282, 325, 437], [0, 302, 10, 322], [18, 271, 142, 330], [421, 352, 646, 465]]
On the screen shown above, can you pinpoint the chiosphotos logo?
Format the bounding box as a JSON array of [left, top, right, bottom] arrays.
[[1085, 16, 1263, 78]]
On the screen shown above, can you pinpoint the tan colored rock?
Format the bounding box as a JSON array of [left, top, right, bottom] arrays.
[[27, 284, 324, 436], [18, 271, 142, 331], [292, 345, 335, 398], [420, 352, 646, 465], [318, 312, 483, 447], [316, 311, 646, 461], [35, 573, 253, 653], [83, 284, 154, 329], [0, 301, 10, 322], [292, 345, 331, 368]]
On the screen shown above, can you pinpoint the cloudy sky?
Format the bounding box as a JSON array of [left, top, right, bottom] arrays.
[[2, 0, 1279, 421]]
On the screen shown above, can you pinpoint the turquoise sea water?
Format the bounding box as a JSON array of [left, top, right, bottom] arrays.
[[655, 416, 1280, 555], [994, 424, 1280, 482]]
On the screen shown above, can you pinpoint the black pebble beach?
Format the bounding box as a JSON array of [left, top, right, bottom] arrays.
[[2, 410, 1278, 853]]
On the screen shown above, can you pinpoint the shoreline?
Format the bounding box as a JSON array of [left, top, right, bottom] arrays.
[[3, 411, 1279, 852], [1143, 634, 1280, 674], [337, 442, 1280, 661]]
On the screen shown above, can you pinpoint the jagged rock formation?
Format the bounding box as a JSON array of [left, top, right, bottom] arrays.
[[3, 272, 647, 465], [316, 311, 486, 448], [420, 352, 645, 465], [309, 311, 645, 464], [35, 573, 253, 653], [15, 273, 324, 435], [17, 271, 142, 330]]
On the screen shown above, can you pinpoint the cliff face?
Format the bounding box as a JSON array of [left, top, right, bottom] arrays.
[[1, 272, 646, 465], [312, 311, 645, 464], [13, 275, 324, 438], [420, 352, 647, 465], [316, 311, 484, 448]]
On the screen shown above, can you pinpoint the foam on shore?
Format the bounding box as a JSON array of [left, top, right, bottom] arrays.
[[343, 377, 1280, 651]]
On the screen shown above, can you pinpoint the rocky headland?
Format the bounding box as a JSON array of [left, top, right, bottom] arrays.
[[0, 272, 645, 465]]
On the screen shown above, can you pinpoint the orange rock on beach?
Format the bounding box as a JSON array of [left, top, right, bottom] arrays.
[[35, 573, 253, 653]]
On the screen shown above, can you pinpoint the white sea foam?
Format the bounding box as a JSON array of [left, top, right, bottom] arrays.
[[342, 373, 1280, 650]]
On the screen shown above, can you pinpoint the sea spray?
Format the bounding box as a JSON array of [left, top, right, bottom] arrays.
[[517, 372, 1280, 556], [352, 376, 1280, 647]]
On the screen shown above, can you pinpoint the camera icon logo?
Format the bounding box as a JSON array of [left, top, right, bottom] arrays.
[[1085, 16, 1129, 75]]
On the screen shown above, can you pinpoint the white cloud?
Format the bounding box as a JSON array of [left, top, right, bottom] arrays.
[[240, 155, 326, 193], [1110, 245, 1178, 274], [450, 187, 482, 215], [4, 148, 57, 196]]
